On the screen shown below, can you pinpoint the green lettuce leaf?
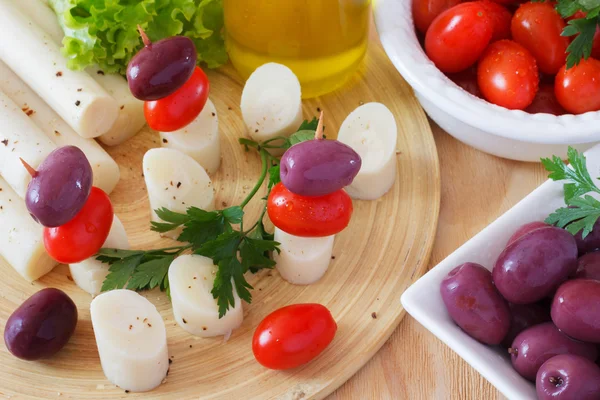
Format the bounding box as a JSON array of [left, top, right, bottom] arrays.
[[49, 0, 227, 75]]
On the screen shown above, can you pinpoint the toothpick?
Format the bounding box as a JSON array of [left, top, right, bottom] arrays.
[[19, 158, 38, 178], [137, 25, 152, 48], [314, 111, 324, 140]]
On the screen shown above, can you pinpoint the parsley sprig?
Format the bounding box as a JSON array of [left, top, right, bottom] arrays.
[[552, 0, 600, 68], [543, 147, 600, 238], [97, 118, 320, 317]]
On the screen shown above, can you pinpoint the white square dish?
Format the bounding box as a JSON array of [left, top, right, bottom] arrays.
[[401, 144, 600, 399]]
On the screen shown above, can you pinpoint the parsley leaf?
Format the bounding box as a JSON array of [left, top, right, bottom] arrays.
[[554, 1, 600, 68], [240, 237, 279, 273], [155, 208, 190, 225], [541, 146, 600, 203], [222, 206, 244, 224], [101, 254, 143, 292], [98, 247, 184, 293], [96, 248, 144, 259], [151, 208, 190, 233], [126, 255, 174, 292], [212, 257, 251, 318], [175, 207, 243, 250], [543, 146, 600, 239], [99, 126, 290, 318], [268, 164, 281, 189], [288, 130, 317, 147], [298, 117, 319, 131], [546, 195, 600, 237], [556, 0, 581, 17], [563, 17, 597, 68], [195, 231, 243, 262]]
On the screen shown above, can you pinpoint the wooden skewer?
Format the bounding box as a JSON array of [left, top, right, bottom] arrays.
[[19, 158, 38, 178], [314, 110, 324, 140], [137, 25, 152, 48]]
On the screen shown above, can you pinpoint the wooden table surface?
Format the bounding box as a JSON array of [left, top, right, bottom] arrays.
[[328, 123, 548, 399]]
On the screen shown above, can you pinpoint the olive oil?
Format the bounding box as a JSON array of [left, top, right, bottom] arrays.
[[223, 0, 371, 98]]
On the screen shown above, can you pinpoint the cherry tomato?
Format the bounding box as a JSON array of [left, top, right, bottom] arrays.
[[511, 2, 569, 75], [144, 66, 210, 132], [477, 40, 539, 110], [412, 0, 461, 34], [486, 0, 521, 6], [425, 2, 493, 73], [481, 0, 512, 42], [267, 183, 353, 237], [555, 58, 600, 114], [252, 304, 337, 370], [448, 66, 482, 98], [43, 187, 113, 264], [525, 83, 566, 115]]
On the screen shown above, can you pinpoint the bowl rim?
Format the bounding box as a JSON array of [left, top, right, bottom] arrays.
[[373, 0, 600, 145]]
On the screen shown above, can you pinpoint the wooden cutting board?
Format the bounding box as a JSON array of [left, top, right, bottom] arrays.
[[0, 35, 441, 399]]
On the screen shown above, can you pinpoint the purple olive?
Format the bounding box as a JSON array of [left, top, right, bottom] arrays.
[[551, 279, 600, 343], [575, 219, 600, 255], [493, 226, 577, 304], [509, 322, 597, 381], [280, 139, 361, 197], [440, 263, 510, 345], [506, 221, 550, 247], [536, 354, 600, 400], [4, 288, 77, 360], [576, 251, 600, 280], [25, 146, 92, 227], [127, 29, 197, 101], [501, 302, 551, 348]]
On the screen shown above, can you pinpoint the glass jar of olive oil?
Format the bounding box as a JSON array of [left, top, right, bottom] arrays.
[[223, 0, 371, 98]]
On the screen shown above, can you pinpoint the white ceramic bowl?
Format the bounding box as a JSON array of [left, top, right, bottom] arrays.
[[373, 0, 600, 162], [401, 143, 600, 399]]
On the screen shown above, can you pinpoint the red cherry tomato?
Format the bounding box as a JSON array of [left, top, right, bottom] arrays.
[[43, 187, 113, 264], [252, 304, 337, 370], [267, 183, 353, 237], [425, 2, 493, 73], [486, 0, 521, 6], [144, 66, 210, 132], [555, 58, 600, 114], [448, 66, 482, 98], [480, 0, 512, 42], [511, 2, 569, 75], [477, 40, 539, 110], [525, 83, 566, 115], [412, 0, 461, 34]]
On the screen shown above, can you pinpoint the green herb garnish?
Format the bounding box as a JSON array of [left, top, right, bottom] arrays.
[[98, 118, 319, 317], [49, 0, 227, 75], [552, 0, 600, 68], [543, 146, 600, 238]]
